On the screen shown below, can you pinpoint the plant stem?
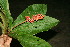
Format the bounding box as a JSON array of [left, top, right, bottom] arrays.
[[11, 21, 26, 31], [0, 11, 8, 34]]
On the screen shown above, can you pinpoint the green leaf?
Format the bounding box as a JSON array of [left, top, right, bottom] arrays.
[[9, 4, 59, 47], [0, 0, 13, 29], [10, 34, 52, 47], [11, 4, 47, 29]]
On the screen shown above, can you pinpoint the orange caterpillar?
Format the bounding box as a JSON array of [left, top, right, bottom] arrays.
[[25, 14, 45, 23]]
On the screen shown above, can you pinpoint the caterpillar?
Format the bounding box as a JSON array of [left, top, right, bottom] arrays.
[[25, 14, 45, 23]]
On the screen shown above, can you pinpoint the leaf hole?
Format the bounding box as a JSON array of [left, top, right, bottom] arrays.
[[0, 18, 3, 23], [35, 27, 37, 28], [0, 6, 1, 9], [37, 40, 39, 41], [0, 6, 3, 10]]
